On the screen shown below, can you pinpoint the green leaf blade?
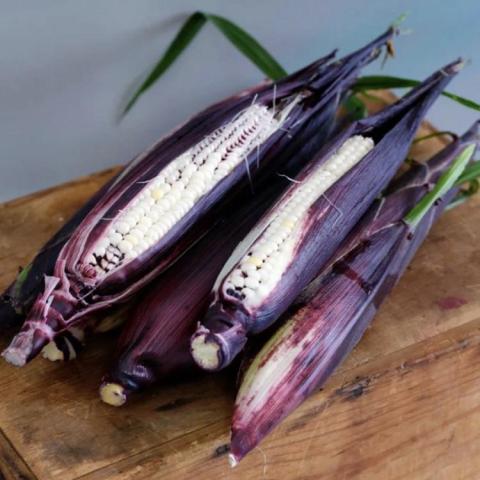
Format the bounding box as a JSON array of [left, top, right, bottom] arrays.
[[353, 75, 480, 112], [123, 12, 207, 115], [205, 13, 287, 81], [404, 144, 475, 227], [456, 160, 480, 185]]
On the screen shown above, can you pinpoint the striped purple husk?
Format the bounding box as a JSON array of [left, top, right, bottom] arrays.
[[228, 121, 479, 464]]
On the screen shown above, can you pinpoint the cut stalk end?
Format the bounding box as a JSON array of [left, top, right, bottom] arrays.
[[99, 382, 127, 407], [191, 322, 247, 371], [2, 347, 28, 367], [2, 325, 53, 367], [190, 332, 223, 371]]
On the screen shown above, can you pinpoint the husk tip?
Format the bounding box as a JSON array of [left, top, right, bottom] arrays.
[[445, 58, 465, 75]]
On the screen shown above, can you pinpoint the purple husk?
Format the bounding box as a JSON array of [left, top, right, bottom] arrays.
[[0, 172, 122, 331], [195, 59, 463, 371], [229, 121, 479, 463], [3, 28, 395, 366]]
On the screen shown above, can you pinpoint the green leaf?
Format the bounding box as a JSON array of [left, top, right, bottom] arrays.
[[353, 75, 480, 113], [123, 12, 207, 115], [448, 179, 480, 210], [456, 160, 480, 185], [205, 13, 287, 80], [123, 11, 287, 115], [12, 263, 32, 301], [404, 144, 475, 227], [342, 94, 368, 120], [412, 131, 457, 144]]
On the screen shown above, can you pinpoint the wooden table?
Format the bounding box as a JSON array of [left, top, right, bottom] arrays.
[[1, 93, 479, 479]]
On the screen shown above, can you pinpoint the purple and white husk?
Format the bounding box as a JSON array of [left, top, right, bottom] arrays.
[[228, 121, 479, 465]]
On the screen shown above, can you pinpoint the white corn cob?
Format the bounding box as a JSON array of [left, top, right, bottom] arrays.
[[219, 136, 374, 307], [85, 103, 297, 279]]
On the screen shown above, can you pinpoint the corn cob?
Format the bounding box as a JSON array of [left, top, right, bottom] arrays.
[[191, 60, 463, 372], [99, 179, 298, 406], [2, 29, 395, 366], [229, 123, 479, 465]]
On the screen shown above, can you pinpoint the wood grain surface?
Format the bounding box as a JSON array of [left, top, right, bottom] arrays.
[[0, 93, 479, 479]]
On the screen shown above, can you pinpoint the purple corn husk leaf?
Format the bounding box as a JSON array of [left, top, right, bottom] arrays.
[[0, 173, 123, 330], [228, 122, 479, 464], [2, 28, 395, 367], [191, 59, 463, 372]]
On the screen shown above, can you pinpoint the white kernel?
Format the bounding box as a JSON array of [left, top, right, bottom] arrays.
[[138, 217, 153, 228], [130, 228, 143, 240], [124, 234, 139, 246], [151, 187, 164, 201], [124, 215, 138, 228], [109, 232, 122, 245], [182, 163, 197, 178], [241, 263, 258, 275], [149, 209, 160, 221], [244, 277, 260, 289], [245, 268, 261, 280], [231, 275, 245, 288], [206, 151, 222, 166], [156, 198, 172, 212], [118, 240, 133, 253], [115, 222, 129, 234], [242, 288, 255, 301], [162, 213, 175, 228]]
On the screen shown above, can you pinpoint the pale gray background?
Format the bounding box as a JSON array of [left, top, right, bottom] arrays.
[[1, 0, 479, 201]]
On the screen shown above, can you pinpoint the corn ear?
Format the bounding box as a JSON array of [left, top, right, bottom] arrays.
[[99, 175, 311, 405], [2, 28, 396, 366], [228, 122, 479, 464], [191, 60, 463, 372]]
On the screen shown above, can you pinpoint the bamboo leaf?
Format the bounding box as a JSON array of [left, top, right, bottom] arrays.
[[123, 12, 207, 115], [404, 144, 475, 227], [205, 13, 287, 80], [353, 75, 480, 112]]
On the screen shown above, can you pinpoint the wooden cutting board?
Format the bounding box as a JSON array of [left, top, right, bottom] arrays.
[[1, 92, 480, 480]]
